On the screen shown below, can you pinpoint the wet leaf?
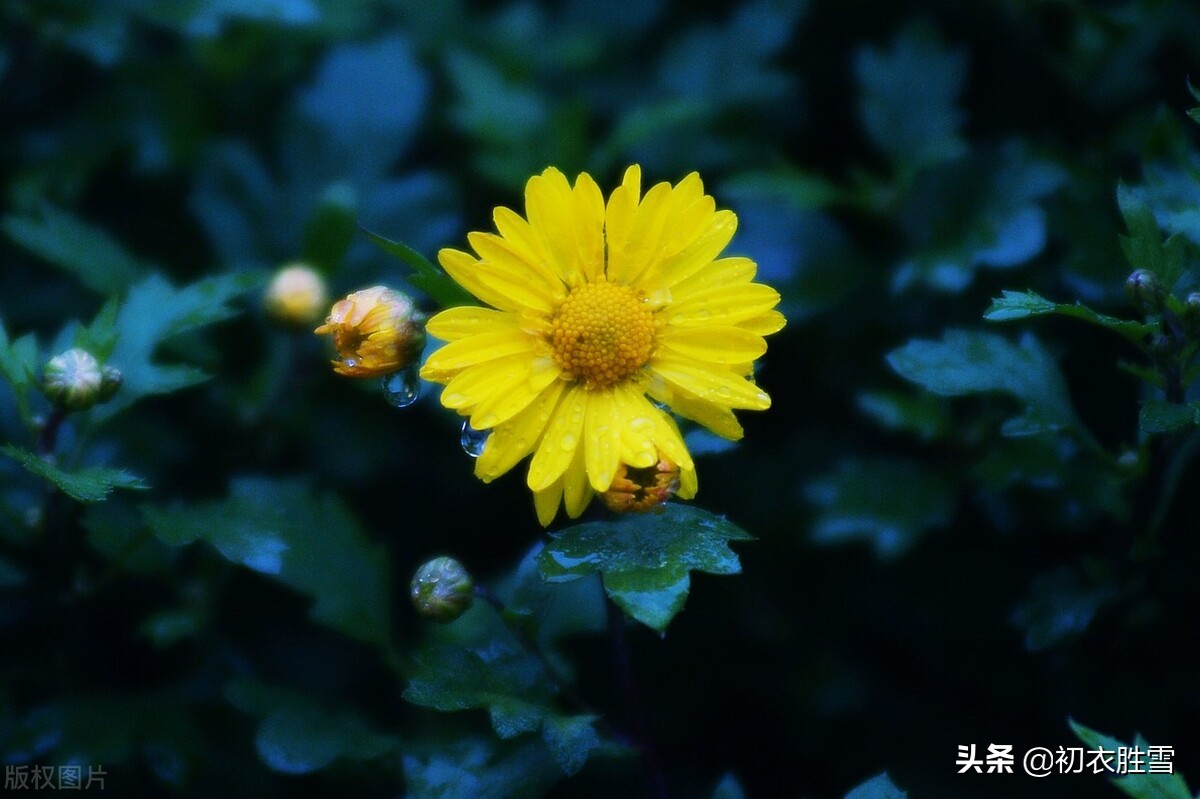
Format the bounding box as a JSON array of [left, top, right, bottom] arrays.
[[1, 445, 148, 502]]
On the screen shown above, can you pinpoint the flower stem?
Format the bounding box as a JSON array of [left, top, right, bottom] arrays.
[[607, 598, 670, 799]]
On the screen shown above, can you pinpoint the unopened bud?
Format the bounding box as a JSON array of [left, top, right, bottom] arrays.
[[410, 556, 474, 623], [1126, 269, 1165, 316], [315, 286, 426, 377], [43, 349, 105, 411], [265, 263, 329, 327], [601, 458, 681, 514]]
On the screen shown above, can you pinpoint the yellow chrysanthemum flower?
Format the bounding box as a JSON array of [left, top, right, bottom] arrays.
[[420, 166, 785, 525], [315, 286, 425, 377]]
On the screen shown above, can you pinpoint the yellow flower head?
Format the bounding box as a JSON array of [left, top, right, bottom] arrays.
[[420, 166, 785, 525], [315, 285, 425, 377], [265, 263, 329, 326]]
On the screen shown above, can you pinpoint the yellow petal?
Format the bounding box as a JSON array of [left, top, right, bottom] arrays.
[[660, 210, 737, 286], [563, 444, 593, 518], [469, 357, 560, 429], [664, 283, 781, 327], [426, 306, 514, 341], [438, 248, 523, 312], [475, 379, 567, 482], [612, 384, 659, 468], [525, 167, 580, 282], [678, 464, 698, 499], [737, 309, 787, 336], [604, 165, 642, 271], [534, 478, 564, 526], [650, 356, 771, 410], [493, 205, 560, 280], [647, 379, 744, 440], [438, 354, 533, 412], [672, 256, 757, 298], [609, 180, 672, 286], [527, 385, 587, 491], [583, 388, 622, 491], [468, 231, 563, 297], [420, 329, 535, 382], [571, 172, 606, 282], [658, 325, 768, 366]]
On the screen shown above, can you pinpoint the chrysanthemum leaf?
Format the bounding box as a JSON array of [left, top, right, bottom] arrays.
[[1069, 720, 1192, 799], [1, 445, 148, 503], [1118, 183, 1188, 290], [536, 504, 753, 632], [887, 330, 1080, 439], [985, 289, 1154, 347], [95, 272, 259, 421], [362, 227, 475, 308], [402, 737, 563, 799], [2, 204, 147, 295], [143, 477, 392, 648]]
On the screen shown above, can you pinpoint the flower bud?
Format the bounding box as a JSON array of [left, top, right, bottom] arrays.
[[42, 349, 106, 411], [601, 457, 681, 514], [265, 263, 329, 327], [1126, 269, 1165, 316], [410, 556, 474, 623], [315, 286, 426, 377]]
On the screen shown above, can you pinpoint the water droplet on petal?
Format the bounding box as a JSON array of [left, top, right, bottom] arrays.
[[716, 385, 732, 399], [342, 357, 360, 370], [460, 420, 488, 457], [381, 367, 420, 408], [651, 400, 669, 413], [560, 433, 578, 450]]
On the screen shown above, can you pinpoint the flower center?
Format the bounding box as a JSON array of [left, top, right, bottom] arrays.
[[550, 281, 655, 389]]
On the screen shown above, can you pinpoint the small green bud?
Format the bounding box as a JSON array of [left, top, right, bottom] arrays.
[[410, 556, 474, 623], [1126, 269, 1165, 316], [42, 349, 105, 411]]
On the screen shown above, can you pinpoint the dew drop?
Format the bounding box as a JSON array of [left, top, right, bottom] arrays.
[[381, 367, 420, 408], [342, 357, 360, 370], [460, 420, 488, 457], [716, 385, 733, 399], [560, 433, 578, 451]]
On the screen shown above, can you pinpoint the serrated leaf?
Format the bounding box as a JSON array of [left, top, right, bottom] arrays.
[[1139, 400, 1198, 434], [887, 329, 1078, 437], [806, 458, 955, 558], [1118, 183, 1187, 290], [362, 227, 474, 308], [985, 289, 1154, 347], [95, 272, 257, 421], [536, 504, 753, 631], [845, 772, 907, 799], [143, 477, 392, 648], [541, 714, 600, 776], [2, 205, 146, 295], [1070, 721, 1192, 799], [1, 445, 148, 502]]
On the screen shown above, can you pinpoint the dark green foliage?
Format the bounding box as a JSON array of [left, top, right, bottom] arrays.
[[5, 1, 1200, 797]]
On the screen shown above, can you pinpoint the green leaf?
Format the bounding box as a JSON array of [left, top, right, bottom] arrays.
[[856, 390, 949, 442], [541, 714, 600, 776], [302, 182, 358, 272], [537, 504, 753, 631], [1118, 183, 1187, 290], [984, 289, 1154, 347], [887, 330, 1078, 437], [806, 458, 956, 558], [404, 644, 553, 739], [1, 445, 148, 502], [1011, 568, 1117, 651], [143, 477, 392, 648], [362, 227, 474, 308], [845, 772, 907, 799], [2, 205, 147, 295], [1069, 720, 1192, 799], [0, 320, 39, 424], [856, 23, 966, 172], [95, 272, 258, 421], [402, 737, 561, 799], [225, 678, 399, 775], [1138, 400, 1198, 434]]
